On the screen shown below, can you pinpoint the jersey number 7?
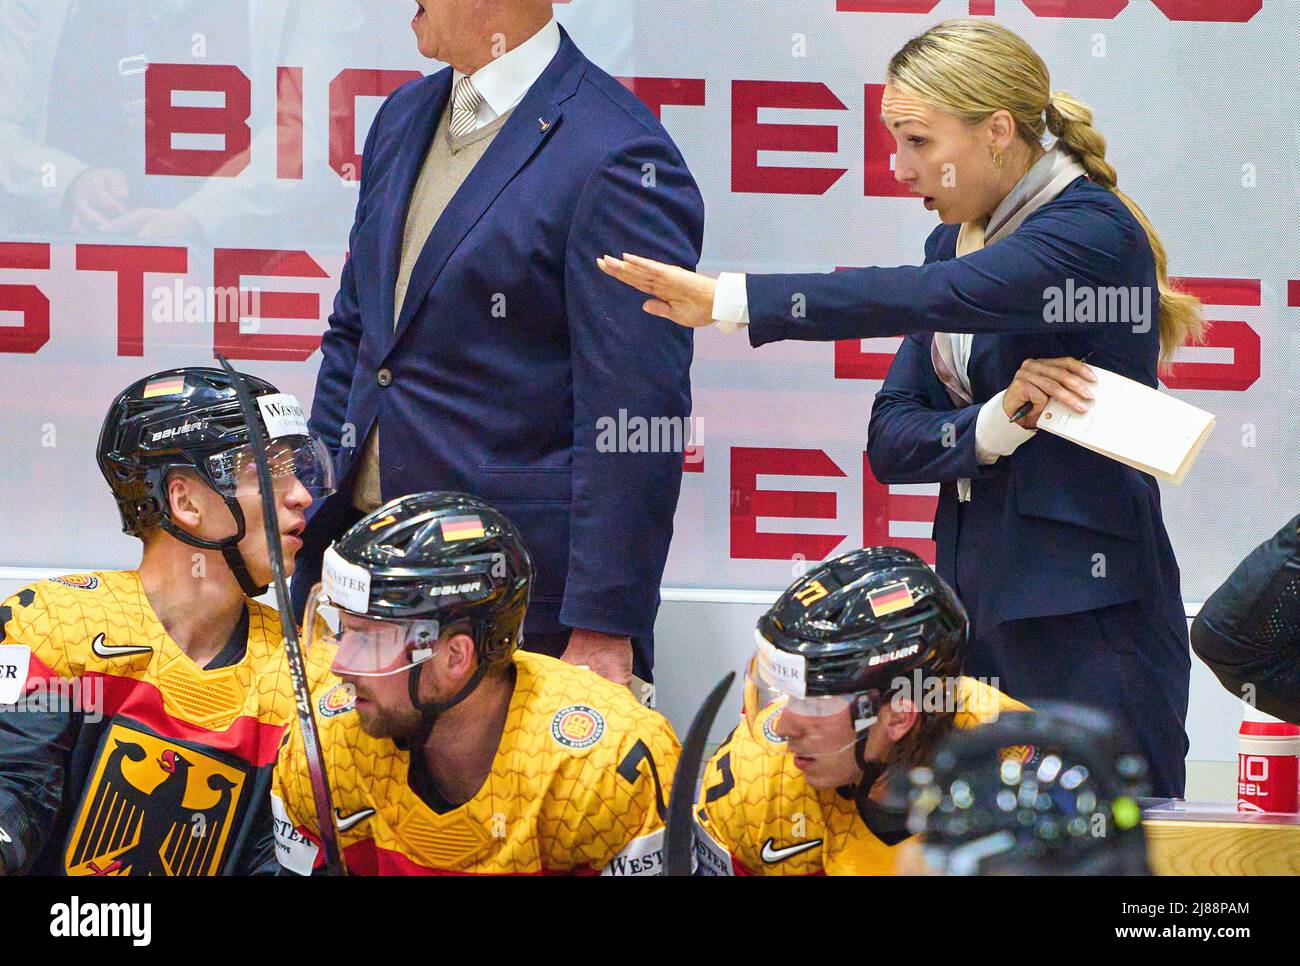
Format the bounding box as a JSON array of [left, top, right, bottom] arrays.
[[617, 740, 668, 820]]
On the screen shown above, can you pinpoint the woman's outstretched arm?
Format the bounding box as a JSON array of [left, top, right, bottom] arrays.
[[599, 195, 1142, 346]]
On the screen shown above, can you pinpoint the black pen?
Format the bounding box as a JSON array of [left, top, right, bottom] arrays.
[[1008, 351, 1095, 423]]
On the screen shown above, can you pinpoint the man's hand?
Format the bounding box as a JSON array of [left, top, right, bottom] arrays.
[[64, 168, 129, 232], [1002, 356, 1096, 429], [596, 253, 717, 328], [561, 628, 633, 687]]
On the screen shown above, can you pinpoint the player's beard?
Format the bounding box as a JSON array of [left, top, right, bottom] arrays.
[[355, 699, 421, 741]]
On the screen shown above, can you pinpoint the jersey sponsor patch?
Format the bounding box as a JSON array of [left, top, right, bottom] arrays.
[[272, 793, 319, 876], [600, 828, 664, 876], [692, 821, 735, 876], [0, 645, 31, 704], [48, 574, 100, 591], [550, 705, 605, 749], [318, 682, 355, 717], [66, 723, 249, 876]]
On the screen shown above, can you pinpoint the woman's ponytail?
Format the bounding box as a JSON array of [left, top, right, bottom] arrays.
[[1048, 91, 1204, 365]]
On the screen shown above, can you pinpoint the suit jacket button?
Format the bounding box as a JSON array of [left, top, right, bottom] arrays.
[[376, 368, 393, 387]]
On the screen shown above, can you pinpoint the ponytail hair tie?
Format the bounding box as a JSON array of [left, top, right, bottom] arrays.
[[1045, 98, 1064, 136]]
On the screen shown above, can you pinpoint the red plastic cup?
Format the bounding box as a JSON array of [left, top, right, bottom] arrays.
[[1238, 719, 1300, 814]]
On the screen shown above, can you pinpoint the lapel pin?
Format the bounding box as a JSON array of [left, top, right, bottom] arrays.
[[539, 118, 551, 132]]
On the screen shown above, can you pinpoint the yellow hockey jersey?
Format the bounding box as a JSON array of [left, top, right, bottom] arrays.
[[0, 571, 297, 875], [693, 677, 1029, 876], [273, 646, 680, 875]]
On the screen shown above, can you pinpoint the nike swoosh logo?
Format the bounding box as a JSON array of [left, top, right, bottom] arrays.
[[335, 808, 375, 832], [90, 633, 152, 659], [760, 837, 822, 864]]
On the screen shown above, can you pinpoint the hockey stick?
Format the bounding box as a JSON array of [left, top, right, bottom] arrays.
[[663, 671, 734, 876], [216, 355, 346, 876]]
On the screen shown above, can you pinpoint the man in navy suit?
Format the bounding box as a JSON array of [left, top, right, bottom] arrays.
[[294, 0, 704, 687]]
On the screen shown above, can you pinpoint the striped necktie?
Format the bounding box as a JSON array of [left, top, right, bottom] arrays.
[[449, 75, 484, 138]]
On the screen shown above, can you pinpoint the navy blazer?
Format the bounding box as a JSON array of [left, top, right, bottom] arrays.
[[745, 177, 1183, 632], [307, 26, 705, 641]]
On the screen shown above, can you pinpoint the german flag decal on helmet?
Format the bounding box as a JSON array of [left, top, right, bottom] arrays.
[[440, 514, 486, 542], [867, 581, 914, 617]]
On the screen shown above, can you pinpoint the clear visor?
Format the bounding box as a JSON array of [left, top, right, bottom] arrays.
[[205, 435, 335, 500], [304, 584, 440, 677], [742, 630, 876, 758]]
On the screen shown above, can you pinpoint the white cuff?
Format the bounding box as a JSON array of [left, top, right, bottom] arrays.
[[975, 390, 1037, 465], [712, 272, 750, 334]]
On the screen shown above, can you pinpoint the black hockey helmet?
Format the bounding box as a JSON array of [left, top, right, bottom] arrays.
[[898, 703, 1152, 875], [97, 367, 335, 596], [746, 547, 967, 750], [743, 548, 971, 843], [308, 492, 532, 720]]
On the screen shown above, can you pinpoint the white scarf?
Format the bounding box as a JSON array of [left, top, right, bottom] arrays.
[[935, 143, 1087, 501]]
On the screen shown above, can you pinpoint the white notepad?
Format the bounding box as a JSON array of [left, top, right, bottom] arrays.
[[1037, 366, 1215, 485]]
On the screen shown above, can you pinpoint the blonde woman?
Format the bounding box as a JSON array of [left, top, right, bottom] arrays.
[[600, 19, 1202, 797]]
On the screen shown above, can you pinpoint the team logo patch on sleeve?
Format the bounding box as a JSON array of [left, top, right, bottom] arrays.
[[318, 682, 356, 717], [550, 705, 605, 749], [49, 574, 100, 591]]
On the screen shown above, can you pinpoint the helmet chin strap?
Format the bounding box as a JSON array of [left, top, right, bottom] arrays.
[[407, 626, 491, 746], [220, 543, 269, 599], [158, 497, 268, 598], [847, 701, 912, 846]]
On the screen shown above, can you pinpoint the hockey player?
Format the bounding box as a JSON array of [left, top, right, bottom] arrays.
[[895, 703, 1152, 875], [273, 492, 679, 875], [0, 367, 334, 875], [694, 547, 1027, 875]]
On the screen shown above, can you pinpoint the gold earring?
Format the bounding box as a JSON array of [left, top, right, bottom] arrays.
[[992, 149, 1004, 170]]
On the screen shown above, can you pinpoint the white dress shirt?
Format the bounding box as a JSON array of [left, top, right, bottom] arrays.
[[451, 18, 561, 132]]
